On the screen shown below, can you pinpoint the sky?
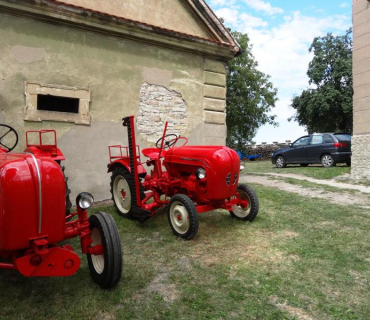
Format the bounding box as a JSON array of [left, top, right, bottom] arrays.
[[208, 0, 352, 144]]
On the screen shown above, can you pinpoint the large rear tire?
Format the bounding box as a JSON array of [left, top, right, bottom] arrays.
[[87, 212, 122, 289], [168, 194, 199, 240], [230, 184, 259, 221]]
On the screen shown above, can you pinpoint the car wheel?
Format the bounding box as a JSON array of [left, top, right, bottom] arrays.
[[168, 194, 199, 240], [230, 184, 259, 221], [300, 163, 309, 167], [321, 154, 335, 167], [276, 156, 287, 168], [87, 212, 122, 289]]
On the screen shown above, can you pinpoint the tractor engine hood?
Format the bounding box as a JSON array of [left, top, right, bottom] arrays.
[[0, 153, 66, 251], [164, 146, 240, 200]]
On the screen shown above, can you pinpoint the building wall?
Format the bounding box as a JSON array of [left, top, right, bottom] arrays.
[[59, 0, 211, 39], [352, 0, 370, 179], [0, 12, 227, 201]]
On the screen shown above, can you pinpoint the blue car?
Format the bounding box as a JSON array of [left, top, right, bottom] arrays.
[[271, 133, 351, 168]]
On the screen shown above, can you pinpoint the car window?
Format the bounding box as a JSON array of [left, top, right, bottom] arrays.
[[323, 134, 333, 143], [310, 134, 323, 145], [334, 134, 351, 141], [293, 136, 309, 146]]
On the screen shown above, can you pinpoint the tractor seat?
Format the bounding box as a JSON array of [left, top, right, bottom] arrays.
[[142, 148, 166, 159]]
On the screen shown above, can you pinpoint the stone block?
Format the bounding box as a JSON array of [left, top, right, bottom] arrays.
[[202, 123, 226, 138], [353, 69, 370, 87], [203, 97, 225, 112], [354, 121, 370, 135], [353, 7, 370, 27], [204, 71, 226, 87], [354, 32, 370, 51], [354, 18, 370, 38], [203, 110, 226, 124], [351, 133, 370, 180], [354, 108, 370, 124], [353, 44, 370, 63], [202, 136, 225, 145], [353, 57, 370, 75], [353, 82, 370, 100], [353, 0, 370, 16], [203, 85, 226, 100], [204, 59, 226, 74], [354, 95, 370, 112]]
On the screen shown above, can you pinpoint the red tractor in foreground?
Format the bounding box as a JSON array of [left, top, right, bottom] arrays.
[[0, 125, 122, 288], [108, 116, 259, 240]]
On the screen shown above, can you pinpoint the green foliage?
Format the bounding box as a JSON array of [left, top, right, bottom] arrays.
[[226, 31, 278, 150], [290, 29, 353, 133]]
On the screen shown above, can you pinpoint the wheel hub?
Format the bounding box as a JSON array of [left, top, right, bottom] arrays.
[[170, 201, 190, 234]]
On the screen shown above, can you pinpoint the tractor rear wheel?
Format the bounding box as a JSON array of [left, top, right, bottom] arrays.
[[87, 212, 122, 289], [230, 184, 259, 221], [168, 194, 199, 240]]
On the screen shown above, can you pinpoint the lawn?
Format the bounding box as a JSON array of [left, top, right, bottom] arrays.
[[241, 160, 351, 180], [1, 184, 369, 319]]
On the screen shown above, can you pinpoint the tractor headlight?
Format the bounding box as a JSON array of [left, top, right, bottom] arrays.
[[195, 168, 206, 180], [76, 192, 94, 209]]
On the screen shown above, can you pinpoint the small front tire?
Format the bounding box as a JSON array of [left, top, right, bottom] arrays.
[[168, 194, 199, 240], [276, 156, 287, 168], [87, 212, 122, 289], [230, 184, 259, 221]]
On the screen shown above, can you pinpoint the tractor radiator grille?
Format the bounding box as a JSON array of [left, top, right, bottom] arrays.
[[226, 173, 231, 186], [233, 173, 238, 185]]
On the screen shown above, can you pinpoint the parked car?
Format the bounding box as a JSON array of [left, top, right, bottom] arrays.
[[271, 133, 351, 168]]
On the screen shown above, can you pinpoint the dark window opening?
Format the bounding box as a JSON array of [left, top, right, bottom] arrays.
[[37, 94, 79, 113]]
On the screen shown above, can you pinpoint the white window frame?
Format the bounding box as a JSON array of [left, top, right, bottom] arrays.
[[24, 82, 91, 125]]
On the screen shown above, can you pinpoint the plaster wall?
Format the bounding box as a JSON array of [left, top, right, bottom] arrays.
[[59, 0, 211, 39], [352, 0, 370, 179], [0, 13, 227, 200]]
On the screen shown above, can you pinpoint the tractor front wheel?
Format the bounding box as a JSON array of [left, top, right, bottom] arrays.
[[87, 212, 122, 289], [230, 184, 259, 221], [168, 194, 199, 240]]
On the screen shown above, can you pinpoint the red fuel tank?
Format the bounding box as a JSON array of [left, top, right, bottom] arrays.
[[0, 153, 66, 251]]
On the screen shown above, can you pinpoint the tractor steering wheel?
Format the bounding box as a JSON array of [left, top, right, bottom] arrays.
[[0, 124, 18, 153], [156, 134, 178, 150], [156, 134, 188, 150]]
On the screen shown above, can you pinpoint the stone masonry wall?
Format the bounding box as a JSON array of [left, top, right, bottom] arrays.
[[351, 134, 370, 179], [137, 82, 187, 143]]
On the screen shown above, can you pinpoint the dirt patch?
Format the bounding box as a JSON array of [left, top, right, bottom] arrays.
[[254, 172, 370, 194], [146, 272, 179, 302], [269, 296, 315, 320], [240, 175, 370, 207], [189, 230, 298, 268]]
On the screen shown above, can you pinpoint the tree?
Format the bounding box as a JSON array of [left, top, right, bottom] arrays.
[[226, 31, 278, 150], [290, 29, 353, 133]]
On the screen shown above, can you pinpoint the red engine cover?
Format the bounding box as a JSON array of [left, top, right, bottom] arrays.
[[164, 146, 240, 201], [0, 153, 66, 251]]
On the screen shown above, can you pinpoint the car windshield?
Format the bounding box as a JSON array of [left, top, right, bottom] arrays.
[[334, 134, 351, 141]]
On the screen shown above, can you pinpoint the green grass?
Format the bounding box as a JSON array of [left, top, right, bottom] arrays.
[[241, 160, 351, 180], [1, 185, 370, 319]]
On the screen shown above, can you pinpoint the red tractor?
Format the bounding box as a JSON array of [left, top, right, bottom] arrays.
[[108, 116, 259, 240], [0, 125, 122, 288]]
